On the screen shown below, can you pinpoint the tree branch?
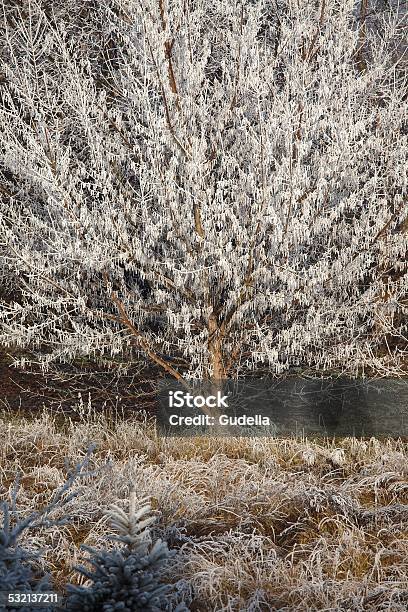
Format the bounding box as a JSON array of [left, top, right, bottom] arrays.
[[103, 272, 187, 384]]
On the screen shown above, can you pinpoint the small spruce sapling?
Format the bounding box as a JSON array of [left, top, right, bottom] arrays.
[[65, 490, 189, 611], [0, 448, 96, 612], [0, 501, 53, 612]]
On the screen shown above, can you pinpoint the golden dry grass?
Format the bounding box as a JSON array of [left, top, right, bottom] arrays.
[[0, 405, 407, 611]]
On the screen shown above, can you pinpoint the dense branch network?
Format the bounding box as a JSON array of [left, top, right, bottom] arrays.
[[0, 0, 407, 380]]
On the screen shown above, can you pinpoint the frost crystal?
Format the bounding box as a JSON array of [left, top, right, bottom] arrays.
[[0, 1, 406, 380]]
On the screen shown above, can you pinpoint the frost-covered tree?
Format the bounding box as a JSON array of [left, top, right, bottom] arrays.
[[0, 0, 407, 381]]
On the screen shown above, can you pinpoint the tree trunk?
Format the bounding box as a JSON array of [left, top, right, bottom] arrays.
[[208, 312, 226, 381], [207, 312, 232, 434]]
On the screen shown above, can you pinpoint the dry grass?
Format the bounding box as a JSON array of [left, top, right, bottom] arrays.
[[1, 405, 407, 611]]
